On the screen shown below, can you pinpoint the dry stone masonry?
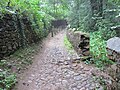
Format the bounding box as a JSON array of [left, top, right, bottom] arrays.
[[66, 29, 90, 57], [0, 14, 20, 59], [107, 37, 120, 89], [0, 13, 39, 59]]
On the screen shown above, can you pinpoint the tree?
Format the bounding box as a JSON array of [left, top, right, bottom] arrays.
[[90, 0, 103, 17]]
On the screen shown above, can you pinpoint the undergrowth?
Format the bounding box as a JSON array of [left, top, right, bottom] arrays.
[[0, 60, 16, 90], [0, 43, 40, 90], [90, 31, 115, 68], [9, 43, 40, 72]]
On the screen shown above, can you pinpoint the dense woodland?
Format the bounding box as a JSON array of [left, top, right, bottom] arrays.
[[0, 0, 120, 90]]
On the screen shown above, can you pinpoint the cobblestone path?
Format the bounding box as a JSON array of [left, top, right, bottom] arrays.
[[16, 31, 103, 90]]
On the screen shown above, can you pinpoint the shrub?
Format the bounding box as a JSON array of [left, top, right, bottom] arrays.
[[0, 60, 16, 90], [90, 31, 114, 68], [95, 19, 116, 40]]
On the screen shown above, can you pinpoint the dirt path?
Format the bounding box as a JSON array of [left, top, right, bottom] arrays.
[[15, 31, 103, 90]]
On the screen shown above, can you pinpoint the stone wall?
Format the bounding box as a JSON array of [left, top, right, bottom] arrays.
[[0, 13, 39, 60], [0, 14, 20, 59], [66, 29, 90, 57], [106, 37, 120, 89]]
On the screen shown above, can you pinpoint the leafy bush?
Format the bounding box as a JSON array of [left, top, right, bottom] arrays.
[[0, 60, 16, 90], [89, 19, 116, 68], [0, 72, 16, 90], [90, 31, 114, 68], [94, 19, 116, 40]]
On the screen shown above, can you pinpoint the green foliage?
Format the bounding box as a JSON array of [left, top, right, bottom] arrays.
[[90, 31, 114, 68], [108, 0, 120, 5], [0, 0, 69, 37], [47, 0, 69, 19], [94, 19, 117, 40], [0, 73, 16, 90], [0, 60, 16, 90], [11, 44, 38, 66], [68, 0, 92, 31], [0, 0, 68, 40], [67, 0, 118, 68], [88, 17, 116, 68], [64, 36, 73, 50], [0, 43, 40, 90]]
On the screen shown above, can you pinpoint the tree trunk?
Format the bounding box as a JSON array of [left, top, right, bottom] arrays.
[[90, 0, 103, 17]]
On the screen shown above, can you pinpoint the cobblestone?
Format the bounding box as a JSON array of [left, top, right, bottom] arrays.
[[16, 31, 104, 90]]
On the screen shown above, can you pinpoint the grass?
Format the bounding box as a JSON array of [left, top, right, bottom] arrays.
[[9, 43, 40, 71], [64, 35, 73, 50]]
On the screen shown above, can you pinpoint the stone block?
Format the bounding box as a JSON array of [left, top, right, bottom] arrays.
[[107, 37, 120, 86]]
